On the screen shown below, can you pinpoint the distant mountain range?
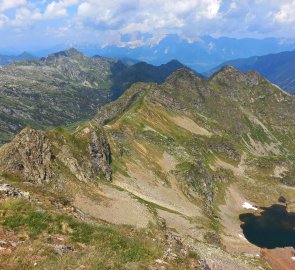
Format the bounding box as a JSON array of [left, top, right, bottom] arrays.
[[67, 35, 295, 72], [6, 35, 295, 72], [0, 48, 188, 143], [209, 50, 295, 94], [0, 52, 37, 65]]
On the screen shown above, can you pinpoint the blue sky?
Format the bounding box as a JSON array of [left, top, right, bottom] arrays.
[[1, 0, 295, 51]]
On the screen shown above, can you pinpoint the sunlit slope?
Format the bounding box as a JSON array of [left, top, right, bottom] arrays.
[[95, 67, 295, 265], [0, 66, 295, 269]]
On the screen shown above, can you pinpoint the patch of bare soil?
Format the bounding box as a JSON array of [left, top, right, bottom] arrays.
[[0, 227, 20, 257], [157, 151, 178, 173], [261, 248, 295, 270], [74, 184, 154, 228], [219, 185, 260, 255], [157, 209, 203, 240], [212, 153, 249, 180], [170, 115, 212, 137], [114, 152, 203, 218], [242, 134, 281, 156]]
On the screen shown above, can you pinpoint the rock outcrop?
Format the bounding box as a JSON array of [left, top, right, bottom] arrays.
[[0, 183, 30, 199], [89, 130, 112, 181], [0, 124, 112, 187], [56, 126, 112, 183], [0, 128, 54, 184]]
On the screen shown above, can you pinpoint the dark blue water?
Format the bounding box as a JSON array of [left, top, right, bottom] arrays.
[[239, 204, 295, 249]]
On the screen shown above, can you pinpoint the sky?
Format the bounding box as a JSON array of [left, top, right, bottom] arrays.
[[1, 0, 295, 51]]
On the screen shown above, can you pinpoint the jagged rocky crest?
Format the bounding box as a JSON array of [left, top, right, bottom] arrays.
[[95, 82, 151, 125], [0, 124, 112, 188], [0, 128, 54, 184]]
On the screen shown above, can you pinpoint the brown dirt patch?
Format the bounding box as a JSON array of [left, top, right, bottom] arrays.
[[74, 184, 154, 228], [261, 247, 295, 270], [157, 209, 204, 240], [114, 152, 203, 218], [157, 152, 178, 173], [170, 115, 212, 137]]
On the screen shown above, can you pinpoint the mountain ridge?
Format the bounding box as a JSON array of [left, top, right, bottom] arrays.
[[0, 48, 190, 144], [0, 65, 295, 268], [208, 49, 295, 94]]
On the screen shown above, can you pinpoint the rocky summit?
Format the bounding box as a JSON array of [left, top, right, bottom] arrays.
[[209, 48, 295, 94], [0, 65, 294, 269]]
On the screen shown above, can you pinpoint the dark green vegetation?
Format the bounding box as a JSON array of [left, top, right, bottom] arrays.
[[209, 49, 295, 94], [0, 48, 187, 144], [111, 59, 195, 99]]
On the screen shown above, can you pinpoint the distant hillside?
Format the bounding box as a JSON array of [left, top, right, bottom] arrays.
[[209, 50, 295, 94], [0, 48, 187, 143], [111, 59, 199, 98], [0, 52, 37, 65]]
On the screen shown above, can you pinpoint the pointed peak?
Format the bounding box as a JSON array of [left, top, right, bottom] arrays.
[[47, 48, 84, 59], [209, 65, 260, 86], [165, 68, 201, 84], [17, 51, 35, 58], [65, 48, 84, 57], [210, 65, 240, 77], [166, 59, 183, 66]]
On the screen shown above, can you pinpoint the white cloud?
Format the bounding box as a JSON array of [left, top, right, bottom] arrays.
[[0, 13, 8, 28], [3, 0, 295, 47], [0, 0, 26, 12], [202, 0, 222, 19], [76, 0, 222, 45], [44, 2, 67, 18], [12, 7, 42, 26], [44, 0, 78, 19], [274, 1, 295, 24], [77, 0, 221, 23], [1, 0, 79, 30]]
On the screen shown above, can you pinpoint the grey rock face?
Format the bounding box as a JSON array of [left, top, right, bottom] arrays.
[[89, 130, 112, 181], [0, 183, 30, 199], [0, 128, 54, 184], [0, 125, 112, 187], [53, 244, 74, 256]]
